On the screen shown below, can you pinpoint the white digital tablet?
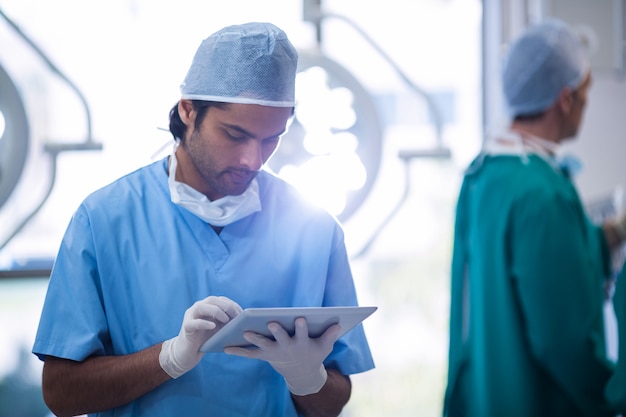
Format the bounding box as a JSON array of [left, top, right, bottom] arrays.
[[199, 306, 377, 353]]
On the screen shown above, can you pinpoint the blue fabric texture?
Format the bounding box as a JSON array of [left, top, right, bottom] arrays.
[[180, 22, 298, 107], [503, 18, 588, 118], [33, 158, 374, 417]]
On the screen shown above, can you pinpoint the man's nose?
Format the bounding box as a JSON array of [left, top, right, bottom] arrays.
[[239, 141, 263, 171]]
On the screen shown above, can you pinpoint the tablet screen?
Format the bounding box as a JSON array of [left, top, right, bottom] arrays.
[[199, 306, 377, 353]]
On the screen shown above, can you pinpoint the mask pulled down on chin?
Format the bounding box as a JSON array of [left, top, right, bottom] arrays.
[[167, 142, 261, 226]]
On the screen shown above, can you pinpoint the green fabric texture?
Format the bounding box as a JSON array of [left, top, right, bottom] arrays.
[[444, 153, 615, 417], [606, 266, 626, 412]]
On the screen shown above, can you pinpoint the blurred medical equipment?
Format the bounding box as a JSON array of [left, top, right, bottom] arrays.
[[269, 0, 451, 258], [0, 60, 28, 210], [0, 7, 102, 251], [0, 0, 451, 259]]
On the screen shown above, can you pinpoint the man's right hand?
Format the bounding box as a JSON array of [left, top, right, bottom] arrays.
[[159, 296, 242, 378]]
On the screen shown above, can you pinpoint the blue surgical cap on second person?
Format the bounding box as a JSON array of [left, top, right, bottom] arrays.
[[180, 22, 298, 107], [503, 18, 589, 118]]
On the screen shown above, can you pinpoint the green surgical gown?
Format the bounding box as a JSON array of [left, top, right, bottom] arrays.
[[444, 153, 615, 417], [606, 265, 626, 412]]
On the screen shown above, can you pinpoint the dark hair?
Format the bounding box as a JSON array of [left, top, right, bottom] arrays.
[[168, 100, 226, 142], [513, 111, 545, 122], [513, 83, 584, 122]]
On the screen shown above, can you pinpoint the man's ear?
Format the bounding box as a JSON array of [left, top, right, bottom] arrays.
[[178, 99, 196, 125], [556, 87, 575, 115]]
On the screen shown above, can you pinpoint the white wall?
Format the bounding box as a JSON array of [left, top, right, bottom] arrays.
[[564, 74, 626, 204]]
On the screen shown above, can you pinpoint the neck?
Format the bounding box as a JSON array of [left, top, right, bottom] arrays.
[[509, 123, 559, 144], [504, 127, 559, 156], [509, 100, 571, 145]]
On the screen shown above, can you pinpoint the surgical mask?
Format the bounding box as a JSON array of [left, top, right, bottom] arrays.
[[477, 129, 583, 178], [556, 154, 583, 178], [167, 142, 261, 226]]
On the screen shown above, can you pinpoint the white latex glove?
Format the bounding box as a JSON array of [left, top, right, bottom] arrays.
[[159, 296, 242, 379], [225, 317, 341, 396], [614, 213, 626, 241]]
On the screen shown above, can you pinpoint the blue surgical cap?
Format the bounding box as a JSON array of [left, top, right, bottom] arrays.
[[180, 22, 298, 107], [503, 18, 589, 118]]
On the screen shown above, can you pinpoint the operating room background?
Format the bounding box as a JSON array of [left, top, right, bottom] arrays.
[[1, 0, 624, 416]]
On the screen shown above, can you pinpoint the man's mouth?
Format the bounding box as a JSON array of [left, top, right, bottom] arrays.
[[227, 169, 255, 185]]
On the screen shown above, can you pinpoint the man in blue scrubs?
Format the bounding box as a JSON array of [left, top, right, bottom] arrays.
[[32, 22, 374, 417]]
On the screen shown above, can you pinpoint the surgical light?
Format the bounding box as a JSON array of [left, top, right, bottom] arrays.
[[268, 51, 383, 222], [0, 62, 29, 210], [0, 111, 5, 139], [0, 7, 102, 252]]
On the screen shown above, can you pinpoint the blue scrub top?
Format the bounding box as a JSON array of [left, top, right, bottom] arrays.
[[33, 158, 375, 417]]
